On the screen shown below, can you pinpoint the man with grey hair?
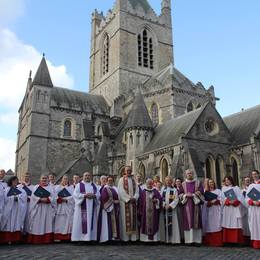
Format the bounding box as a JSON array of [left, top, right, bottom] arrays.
[[139, 178, 162, 242], [180, 169, 204, 245], [72, 172, 100, 242]]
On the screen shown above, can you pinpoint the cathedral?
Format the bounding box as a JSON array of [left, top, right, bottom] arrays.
[[15, 0, 260, 186]]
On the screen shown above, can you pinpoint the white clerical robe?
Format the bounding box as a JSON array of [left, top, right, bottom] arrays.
[[246, 183, 260, 242], [71, 182, 100, 241], [221, 186, 245, 229], [160, 187, 180, 244], [118, 176, 139, 242], [1, 186, 27, 233], [28, 185, 56, 238], [202, 189, 222, 234], [0, 184, 5, 227], [54, 185, 74, 238], [17, 183, 34, 234]]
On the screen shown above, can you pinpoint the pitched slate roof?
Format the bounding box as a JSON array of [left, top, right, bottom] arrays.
[[224, 105, 260, 145], [32, 56, 53, 87], [50, 87, 109, 114], [144, 105, 206, 153], [125, 89, 153, 130]]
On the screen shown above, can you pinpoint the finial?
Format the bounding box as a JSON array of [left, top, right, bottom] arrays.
[[29, 70, 32, 79], [43, 53, 45, 57]]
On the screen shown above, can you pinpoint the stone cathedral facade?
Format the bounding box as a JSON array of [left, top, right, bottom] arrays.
[[15, 0, 260, 186]]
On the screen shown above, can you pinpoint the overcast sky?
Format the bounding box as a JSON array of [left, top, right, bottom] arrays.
[[0, 0, 260, 170]]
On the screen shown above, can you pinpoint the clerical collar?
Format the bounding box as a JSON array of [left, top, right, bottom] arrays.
[[185, 179, 195, 183], [145, 188, 154, 192]]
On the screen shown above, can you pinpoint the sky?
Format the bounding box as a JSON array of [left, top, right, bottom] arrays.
[[0, 0, 260, 171]]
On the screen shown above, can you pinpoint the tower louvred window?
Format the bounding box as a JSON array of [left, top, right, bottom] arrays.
[[137, 29, 154, 69], [102, 34, 109, 76]]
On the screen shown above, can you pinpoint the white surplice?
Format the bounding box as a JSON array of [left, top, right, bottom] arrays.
[[17, 183, 34, 234], [159, 187, 180, 244], [0, 184, 5, 227], [221, 186, 245, 229], [241, 187, 250, 237], [117, 176, 139, 242], [71, 181, 100, 241], [54, 185, 74, 236], [28, 184, 56, 236], [202, 189, 222, 234], [246, 183, 260, 241], [1, 186, 27, 233]]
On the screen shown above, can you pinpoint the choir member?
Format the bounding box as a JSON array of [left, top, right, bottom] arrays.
[[181, 169, 204, 244], [221, 175, 246, 245], [17, 172, 34, 236], [72, 174, 80, 188], [153, 175, 161, 188], [71, 172, 100, 242], [139, 178, 162, 242], [1, 176, 27, 244], [48, 173, 57, 194], [202, 178, 223, 247], [0, 183, 4, 227], [251, 170, 260, 184], [246, 171, 260, 249], [0, 169, 7, 189], [241, 176, 251, 244], [98, 176, 120, 243], [117, 166, 139, 242], [54, 175, 74, 242], [27, 175, 56, 244], [160, 176, 180, 244]]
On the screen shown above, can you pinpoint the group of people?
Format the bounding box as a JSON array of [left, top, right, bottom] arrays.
[[0, 167, 259, 250]]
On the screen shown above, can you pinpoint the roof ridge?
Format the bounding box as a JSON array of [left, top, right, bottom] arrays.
[[224, 104, 260, 119]]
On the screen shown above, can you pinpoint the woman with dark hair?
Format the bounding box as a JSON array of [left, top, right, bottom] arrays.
[[251, 170, 260, 184], [221, 175, 246, 245], [202, 178, 223, 247], [0, 176, 27, 244]]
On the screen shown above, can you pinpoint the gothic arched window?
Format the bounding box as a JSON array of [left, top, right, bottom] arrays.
[[137, 29, 154, 69], [63, 120, 72, 137], [231, 157, 239, 186], [187, 101, 194, 112], [151, 103, 159, 127], [160, 158, 169, 182], [102, 34, 109, 76]]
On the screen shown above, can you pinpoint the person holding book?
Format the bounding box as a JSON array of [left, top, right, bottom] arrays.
[[202, 178, 223, 247], [54, 175, 74, 242], [221, 175, 246, 245], [246, 171, 260, 249], [251, 170, 260, 184], [27, 174, 56, 244], [17, 172, 34, 236], [0, 176, 27, 244]]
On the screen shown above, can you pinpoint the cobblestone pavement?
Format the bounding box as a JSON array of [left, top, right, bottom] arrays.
[[0, 243, 259, 260]]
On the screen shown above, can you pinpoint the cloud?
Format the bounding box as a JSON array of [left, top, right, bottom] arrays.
[[0, 0, 25, 26], [0, 137, 16, 171], [0, 26, 74, 170], [0, 28, 74, 109]]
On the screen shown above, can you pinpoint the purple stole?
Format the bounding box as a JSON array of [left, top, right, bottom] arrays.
[[80, 182, 97, 234]]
